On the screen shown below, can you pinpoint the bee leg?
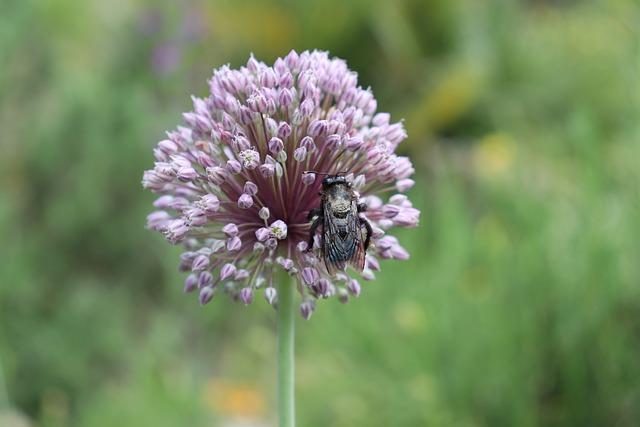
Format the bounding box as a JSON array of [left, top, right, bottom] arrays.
[[357, 202, 367, 213], [360, 217, 373, 251], [307, 207, 322, 221], [306, 215, 322, 252]]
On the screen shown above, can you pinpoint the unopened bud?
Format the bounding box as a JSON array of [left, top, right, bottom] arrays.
[[265, 287, 277, 305], [184, 274, 198, 293], [238, 193, 254, 209], [222, 223, 238, 237], [300, 300, 315, 320], [199, 286, 215, 305], [220, 263, 237, 281], [347, 279, 361, 297], [239, 287, 254, 305], [259, 207, 270, 220]]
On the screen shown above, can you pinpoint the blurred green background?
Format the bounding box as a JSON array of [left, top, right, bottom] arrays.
[[1, 0, 639, 426]]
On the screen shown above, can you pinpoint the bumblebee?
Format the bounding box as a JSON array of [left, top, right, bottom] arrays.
[[307, 174, 372, 273]]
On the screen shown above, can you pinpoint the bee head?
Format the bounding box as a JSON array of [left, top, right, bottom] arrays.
[[322, 174, 348, 188]]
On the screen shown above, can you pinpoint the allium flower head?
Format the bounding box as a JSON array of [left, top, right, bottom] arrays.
[[143, 50, 419, 318]]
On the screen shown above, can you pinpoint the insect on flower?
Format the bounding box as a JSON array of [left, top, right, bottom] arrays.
[[142, 50, 420, 319], [306, 172, 372, 274]]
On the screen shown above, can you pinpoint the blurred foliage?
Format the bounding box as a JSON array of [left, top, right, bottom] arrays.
[[1, 0, 639, 426]]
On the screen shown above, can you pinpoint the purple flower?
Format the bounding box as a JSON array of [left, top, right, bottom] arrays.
[[142, 50, 419, 318]]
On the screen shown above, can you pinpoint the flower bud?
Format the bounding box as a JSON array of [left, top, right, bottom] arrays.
[[293, 147, 307, 162], [246, 54, 260, 73], [210, 239, 226, 253], [277, 122, 292, 139], [291, 110, 304, 126], [259, 163, 275, 178], [260, 68, 277, 88], [199, 286, 215, 305], [279, 88, 293, 107], [345, 135, 363, 151], [279, 71, 293, 88], [198, 271, 213, 288], [206, 166, 227, 185], [158, 139, 179, 155], [146, 211, 170, 230], [222, 223, 238, 237], [198, 194, 220, 214], [168, 197, 189, 210], [226, 159, 242, 174], [396, 178, 415, 192], [285, 49, 299, 69], [302, 267, 319, 286], [264, 287, 277, 305], [255, 227, 272, 242], [300, 300, 315, 320], [276, 151, 287, 163], [300, 99, 315, 117], [177, 166, 198, 182], [347, 279, 361, 297], [300, 136, 316, 152], [361, 268, 375, 281], [312, 278, 331, 298], [226, 236, 242, 251], [259, 207, 270, 220], [307, 119, 326, 137], [372, 112, 390, 126], [185, 208, 207, 227], [239, 105, 253, 124], [153, 195, 174, 209], [389, 194, 409, 206], [164, 219, 188, 243], [390, 243, 410, 260], [191, 254, 210, 271], [277, 257, 294, 271], [266, 99, 277, 115], [302, 172, 316, 186], [265, 238, 278, 250], [366, 255, 380, 271], [220, 263, 237, 280], [325, 134, 341, 150], [234, 269, 250, 280], [239, 287, 254, 305], [184, 274, 198, 293], [382, 204, 401, 218], [241, 182, 258, 197], [195, 151, 214, 168], [268, 137, 284, 154], [238, 193, 254, 209]]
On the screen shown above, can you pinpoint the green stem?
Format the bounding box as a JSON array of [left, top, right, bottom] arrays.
[[277, 274, 295, 427]]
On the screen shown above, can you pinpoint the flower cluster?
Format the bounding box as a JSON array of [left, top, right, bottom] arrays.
[[143, 50, 419, 319]]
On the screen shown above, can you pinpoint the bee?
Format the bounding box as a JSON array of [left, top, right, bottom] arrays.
[[306, 173, 372, 273]]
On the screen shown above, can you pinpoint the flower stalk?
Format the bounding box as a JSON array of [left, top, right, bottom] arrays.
[[277, 273, 295, 427]]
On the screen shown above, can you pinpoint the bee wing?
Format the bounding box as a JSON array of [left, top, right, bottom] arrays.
[[346, 200, 366, 272], [322, 202, 345, 274], [322, 200, 365, 274]]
